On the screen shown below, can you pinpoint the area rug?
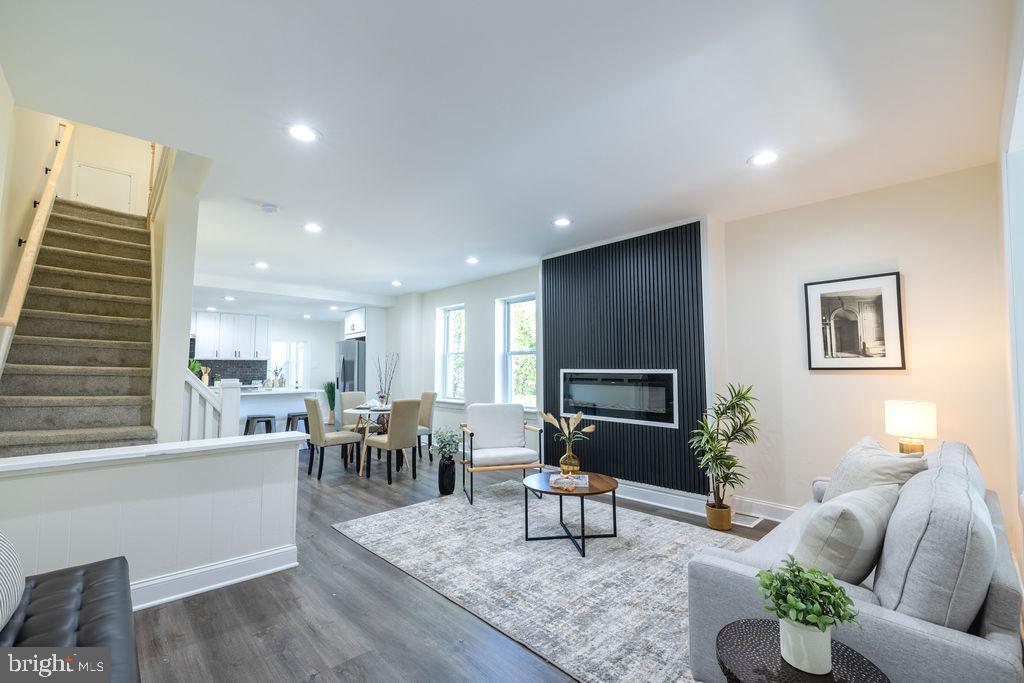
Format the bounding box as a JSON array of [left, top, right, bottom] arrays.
[[333, 480, 751, 681]]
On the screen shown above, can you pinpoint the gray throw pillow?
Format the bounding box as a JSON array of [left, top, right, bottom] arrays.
[[791, 484, 899, 584], [0, 529, 25, 627], [823, 437, 926, 502]]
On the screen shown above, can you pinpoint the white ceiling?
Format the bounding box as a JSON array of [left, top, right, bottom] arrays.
[[0, 1, 1013, 299], [191, 285, 360, 322]]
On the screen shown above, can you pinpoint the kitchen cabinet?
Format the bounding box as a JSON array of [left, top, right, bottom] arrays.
[[194, 312, 220, 358], [195, 312, 270, 360], [253, 316, 270, 359], [345, 307, 366, 338]]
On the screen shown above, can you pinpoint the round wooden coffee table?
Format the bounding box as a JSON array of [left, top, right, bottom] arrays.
[[522, 471, 618, 557]]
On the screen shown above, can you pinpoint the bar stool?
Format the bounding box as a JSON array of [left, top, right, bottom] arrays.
[[244, 414, 276, 435], [286, 412, 309, 433]]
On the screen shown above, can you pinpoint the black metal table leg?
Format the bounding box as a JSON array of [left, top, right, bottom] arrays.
[[580, 496, 586, 557]]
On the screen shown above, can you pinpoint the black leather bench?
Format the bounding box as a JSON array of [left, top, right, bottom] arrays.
[[0, 557, 139, 682]]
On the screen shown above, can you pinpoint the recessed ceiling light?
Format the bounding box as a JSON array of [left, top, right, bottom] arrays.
[[304, 222, 322, 233], [259, 203, 279, 214], [465, 256, 479, 265], [254, 261, 269, 269], [748, 149, 779, 166], [391, 280, 402, 287], [329, 305, 338, 311], [553, 217, 572, 227], [206, 306, 217, 312], [303, 314, 311, 319], [288, 124, 319, 142], [223, 296, 235, 302]]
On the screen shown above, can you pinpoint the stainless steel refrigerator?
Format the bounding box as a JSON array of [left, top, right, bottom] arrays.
[[335, 340, 365, 394]]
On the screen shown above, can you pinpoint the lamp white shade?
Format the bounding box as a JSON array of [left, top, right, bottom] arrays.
[[884, 400, 937, 440]]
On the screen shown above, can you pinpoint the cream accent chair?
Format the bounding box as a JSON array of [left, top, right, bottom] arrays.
[[340, 391, 380, 433], [304, 397, 362, 480], [416, 391, 437, 462], [363, 398, 420, 484], [461, 403, 544, 504]]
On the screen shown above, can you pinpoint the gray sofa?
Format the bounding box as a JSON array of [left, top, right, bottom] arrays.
[[688, 442, 1023, 682]]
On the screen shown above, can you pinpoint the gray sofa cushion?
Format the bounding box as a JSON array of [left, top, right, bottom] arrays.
[[927, 440, 985, 497], [823, 437, 926, 502], [873, 467, 996, 631], [791, 485, 899, 584], [0, 529, 24, 627]]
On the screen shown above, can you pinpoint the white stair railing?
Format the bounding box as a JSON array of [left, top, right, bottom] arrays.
[[182, 374, 241, 440]]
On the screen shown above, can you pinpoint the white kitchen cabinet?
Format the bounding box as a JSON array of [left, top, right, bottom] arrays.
[[345, 307, 366, 338], [234, 315, 255, 358], [194, 312, 220, 358], [218, 314, 237, 358], [253, 316, 270, 360]]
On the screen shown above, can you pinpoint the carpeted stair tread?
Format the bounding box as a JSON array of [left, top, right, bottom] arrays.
[[52, 199, 147, 228], [33, 265, 150, 286], [27, 285, 151, 306], [0, 425, 156, 448], [48, 212, 150, 241], [12, 336, 151, 350], [44, 228, 150, 256], [38, 245, 149, 267], [19, 309, 150, 326], [0, 395, 150, 407], [1, 363, 150, 376]]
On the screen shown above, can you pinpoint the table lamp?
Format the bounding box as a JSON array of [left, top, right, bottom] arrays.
[[884, 400, 937, 455]]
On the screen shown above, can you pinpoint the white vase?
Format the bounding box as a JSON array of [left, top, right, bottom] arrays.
[[779, 619, 832, 675]]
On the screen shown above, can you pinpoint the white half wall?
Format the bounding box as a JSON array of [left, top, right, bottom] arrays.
[[0, 432, 304, 610], [720, 163, 1019, 553]]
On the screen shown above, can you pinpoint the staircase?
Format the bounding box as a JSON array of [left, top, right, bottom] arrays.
[[0, 198, 157, 456]]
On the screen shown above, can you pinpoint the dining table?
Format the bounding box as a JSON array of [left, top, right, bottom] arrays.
[[342, 405, 391, 476]]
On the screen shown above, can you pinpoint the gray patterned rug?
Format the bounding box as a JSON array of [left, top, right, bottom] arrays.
[[333, 480, 751, 681]]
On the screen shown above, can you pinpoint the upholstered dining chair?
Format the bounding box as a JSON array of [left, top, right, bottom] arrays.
[[363, 398, 420, 484], [416, 391, 437, 461], [460, 403, 544, 504], [304, 397, 363, 480]]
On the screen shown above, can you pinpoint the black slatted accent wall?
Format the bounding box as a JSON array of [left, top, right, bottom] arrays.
[[541, 222, 708, 494]]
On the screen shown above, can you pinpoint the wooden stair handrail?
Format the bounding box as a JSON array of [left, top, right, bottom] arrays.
[[0, 122, 75, 328]]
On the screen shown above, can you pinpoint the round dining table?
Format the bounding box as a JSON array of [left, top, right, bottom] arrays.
[[342, 406, 391, 476]]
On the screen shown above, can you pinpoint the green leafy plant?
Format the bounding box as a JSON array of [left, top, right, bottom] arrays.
[[323, 381, 336, 411], [757, 556, 857, 632], [689, 383, 758, 508], [188, 358, 202, 378], [430, 427, 461, 460]]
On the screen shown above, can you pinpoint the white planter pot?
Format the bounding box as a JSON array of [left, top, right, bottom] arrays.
[[779, 619, 832, 674]]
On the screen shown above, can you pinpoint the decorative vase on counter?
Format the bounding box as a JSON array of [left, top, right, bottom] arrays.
[[200, 367, 211, 386], [558, 441, 580, 475], [779, 619, 833, 675]]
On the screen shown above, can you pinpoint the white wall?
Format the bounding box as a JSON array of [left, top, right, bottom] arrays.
[[0, 67, 14, 301], [55, 121, 154, 216], [719, 164, 1019, 551], [385, 266, 540, 428]]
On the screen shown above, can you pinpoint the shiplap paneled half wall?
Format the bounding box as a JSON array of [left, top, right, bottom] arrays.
[[541, 222, 708, 494]]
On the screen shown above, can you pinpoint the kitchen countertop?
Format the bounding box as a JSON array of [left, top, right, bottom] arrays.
[[237, 387, 324, 396]]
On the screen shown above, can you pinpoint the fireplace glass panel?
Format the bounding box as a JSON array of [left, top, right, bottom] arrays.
[[561, 370, 676, 427]]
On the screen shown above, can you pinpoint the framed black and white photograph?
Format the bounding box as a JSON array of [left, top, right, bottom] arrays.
[[804, 272, 904, 370]]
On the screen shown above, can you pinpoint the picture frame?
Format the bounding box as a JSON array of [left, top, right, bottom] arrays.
[[804, 272, 904, 370]]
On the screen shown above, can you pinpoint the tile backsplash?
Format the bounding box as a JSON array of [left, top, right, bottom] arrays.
[[196, 359, 268, 385]]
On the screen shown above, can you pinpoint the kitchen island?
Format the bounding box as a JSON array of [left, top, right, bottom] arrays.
[[237, 386, 326, 435]]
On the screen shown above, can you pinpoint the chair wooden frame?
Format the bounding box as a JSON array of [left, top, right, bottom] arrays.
[[460, 421, 544, 504]]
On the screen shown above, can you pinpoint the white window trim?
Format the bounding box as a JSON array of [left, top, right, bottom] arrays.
[[436, 304, 465, 401], [499, 293, 537, 408]]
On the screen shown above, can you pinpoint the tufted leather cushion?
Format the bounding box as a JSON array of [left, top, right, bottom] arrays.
[[0, 557, 139, 682]]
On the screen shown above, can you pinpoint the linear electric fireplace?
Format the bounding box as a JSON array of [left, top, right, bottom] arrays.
[[560, 369, 678, 428]]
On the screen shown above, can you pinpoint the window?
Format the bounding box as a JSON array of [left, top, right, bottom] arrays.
[[501, 295, 537, 409], [440, 306, 465, 400], [269, 340, 309, 388]]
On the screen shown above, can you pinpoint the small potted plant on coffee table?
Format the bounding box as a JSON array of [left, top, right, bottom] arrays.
[[689, 383, 758, 530], [757, 555, 858, 675], [431, 426, 460, 496]]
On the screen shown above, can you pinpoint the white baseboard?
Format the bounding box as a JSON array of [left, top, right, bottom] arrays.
[[730, 495, 797, 522], [614, 478, 709, 516], [131, 545, 298, 610]]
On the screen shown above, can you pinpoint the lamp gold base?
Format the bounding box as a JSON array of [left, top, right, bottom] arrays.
[[897, 438, 925, 456]]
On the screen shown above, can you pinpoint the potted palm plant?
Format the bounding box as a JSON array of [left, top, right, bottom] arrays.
[[689, 383, 758, 530], [757, 556, 858, 674], [322, 381, 337, 424]]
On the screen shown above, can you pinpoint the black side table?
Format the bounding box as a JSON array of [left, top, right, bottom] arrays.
[[715, 620, 889, 683]]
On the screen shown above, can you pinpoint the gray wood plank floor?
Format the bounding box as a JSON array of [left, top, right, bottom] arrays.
[[134, 446, 774, 681]]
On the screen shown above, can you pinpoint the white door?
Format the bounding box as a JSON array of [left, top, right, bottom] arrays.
[[194, 312, 220, 359], [253, 317, 270, 360], [73, 163, 133, 213], [234, 315, 255, 359], [218, 314, 237, 358]]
